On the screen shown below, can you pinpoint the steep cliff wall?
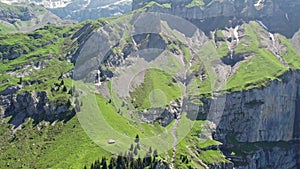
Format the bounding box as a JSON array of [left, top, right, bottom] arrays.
[[132, 0, 300, 37], [235, 146, 298, 169], [294, 87, 300, 140], [193, 70, 300, 168], [0, 88, 74, 127], [198, 71, 300, 142]]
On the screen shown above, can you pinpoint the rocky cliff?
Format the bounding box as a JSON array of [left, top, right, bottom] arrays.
[[232, 145, 299, 169], [132, 0, 300, 37], [206, 71, 300, 168], [0, 88, 74, 127], [201, 71, 300, 143]]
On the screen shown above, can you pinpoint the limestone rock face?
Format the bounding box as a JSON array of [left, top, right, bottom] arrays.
[[234, 146, 299, 169], [195, 71, 300, 168], [132, 0, 300, 37], [197, 71, 300, 142], [0, 90, 74, 127]]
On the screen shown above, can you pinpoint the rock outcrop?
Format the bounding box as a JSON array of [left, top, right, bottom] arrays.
[[0, 86, 74, 127]]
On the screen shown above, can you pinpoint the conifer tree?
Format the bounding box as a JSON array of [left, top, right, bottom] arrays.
[[133, 146, 138, 156], [60, 80, 64, 86], [148, 147, 152, 154], [129, 144, 134, 151], [134, 134, 139, 143], [62, 86, 67, 92], [101, 157, 107, 169], [153, 150, 158, 157], [108, 157, 116, 169]]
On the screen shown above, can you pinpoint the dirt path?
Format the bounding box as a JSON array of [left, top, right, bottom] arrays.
[[170, 53, 189, 169], [170, 118, 180, 169]]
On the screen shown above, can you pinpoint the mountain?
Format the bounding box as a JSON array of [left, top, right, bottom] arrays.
[[0, 0, 73, 8], [0, 0, 133, 22], [0, 0, 300, 169], [0, 2, 74, 33]]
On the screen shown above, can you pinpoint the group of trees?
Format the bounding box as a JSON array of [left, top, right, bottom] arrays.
[[84, 135, 167, 169], [85, 153, 164, 169]]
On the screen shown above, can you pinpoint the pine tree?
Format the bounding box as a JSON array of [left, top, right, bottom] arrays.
[[132, 159, 139, 169], [101, 157, 107, 169], [144, 155, 151, 166], [18, 77, 22, 85], [153, 150, 158, 157], [129, 144, 134, 151], [67, 99, 71, 106], [68, 88, 72, 95], [108, 157, 116, 169], [136, 156, 142, 169], [133, 146, 138, 156], [60, 80, 64, 86], [134, 134, 139, 143], [148, 147, 152, 154], [116, 154, 125, 168], [62, 86, 67, 92]]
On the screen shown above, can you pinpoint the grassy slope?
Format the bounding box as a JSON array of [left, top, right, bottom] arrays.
[[225, 22, 292, 91], [186, 0, 221, 8], [0, 117, 110, 169], [130, 69, 183, 110], [76, 85, 173, 155], [145, 1, 171, 8], [0, 24, 82, 95], [186, 0, 206, 8], [97, 95, 165, 139], [278, 34, 300, 69]]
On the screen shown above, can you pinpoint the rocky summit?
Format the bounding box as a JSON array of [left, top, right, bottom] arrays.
[[0, 0, 300, 169]]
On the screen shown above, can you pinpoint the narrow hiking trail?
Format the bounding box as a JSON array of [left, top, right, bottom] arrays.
[[170, 53, 190, 169]]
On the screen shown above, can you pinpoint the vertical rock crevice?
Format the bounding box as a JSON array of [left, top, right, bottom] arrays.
[[293, 82, 300, 140], [293, 81, 300, 168]]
